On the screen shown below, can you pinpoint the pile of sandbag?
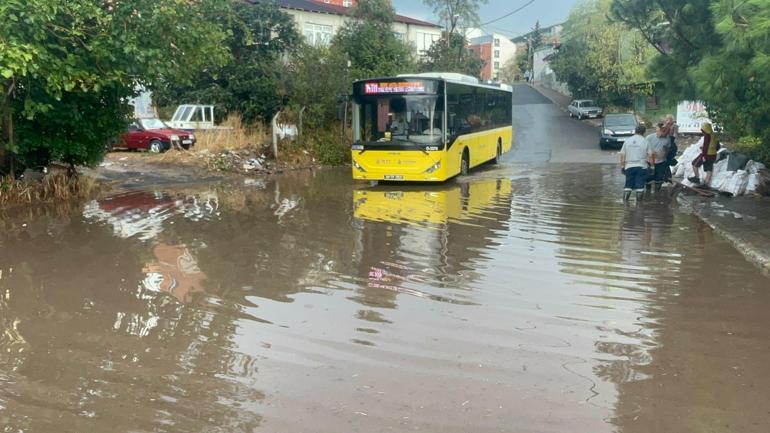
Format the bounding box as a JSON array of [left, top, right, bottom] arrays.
[[672, 138, 768, 196]]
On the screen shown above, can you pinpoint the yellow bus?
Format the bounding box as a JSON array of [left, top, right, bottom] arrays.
[[351, 73, 513, 182]]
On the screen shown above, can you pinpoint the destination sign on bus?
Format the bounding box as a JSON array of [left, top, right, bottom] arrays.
[[364, 81, 426, 94]]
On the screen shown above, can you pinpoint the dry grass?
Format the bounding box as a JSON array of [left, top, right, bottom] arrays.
[[0, 173, 100, 205], [191, 114, 270, 153]]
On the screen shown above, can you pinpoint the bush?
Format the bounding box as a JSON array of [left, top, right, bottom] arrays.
[[734, 136, 770, 166], [306, 126, 350, 166]]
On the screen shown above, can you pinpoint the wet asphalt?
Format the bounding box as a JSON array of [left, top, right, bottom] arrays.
[[509, 84, 617, 164]]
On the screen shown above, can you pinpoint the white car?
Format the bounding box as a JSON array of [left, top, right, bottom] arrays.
[[568, 99, 603, 119]]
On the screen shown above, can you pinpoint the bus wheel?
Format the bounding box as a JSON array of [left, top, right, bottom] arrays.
[[461, 149, 470, 176], [493, 141, 502, 164]]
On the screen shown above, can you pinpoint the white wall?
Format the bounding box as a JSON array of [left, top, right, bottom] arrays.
[[282, 8, 441, 57], [493, 34, 517, 79]]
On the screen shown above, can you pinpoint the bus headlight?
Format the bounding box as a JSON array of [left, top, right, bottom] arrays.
[[352, 160, 366, 172], [424, 161, 441, 174]]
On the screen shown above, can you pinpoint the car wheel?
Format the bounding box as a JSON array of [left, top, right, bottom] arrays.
[[149, 139, 163, 154], [180, 141, 192, 150], [493, 142, 502, 164], [461, 149, 470, 176], [569, 111, 573, 118], [599, 141, 608, 150]]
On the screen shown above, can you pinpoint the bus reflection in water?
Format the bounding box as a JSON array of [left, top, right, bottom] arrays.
[[349, 178, 514, 311]]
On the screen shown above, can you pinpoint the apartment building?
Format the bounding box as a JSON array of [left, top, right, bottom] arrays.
[[277, 0, 442, 56], [468, 33, 517, 81]]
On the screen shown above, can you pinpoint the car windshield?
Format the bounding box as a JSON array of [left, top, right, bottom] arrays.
[[139, 118, 168, 130], [357, 95, 444, 144], [605, 115, 636, 127], [582, 100, 597, 107]]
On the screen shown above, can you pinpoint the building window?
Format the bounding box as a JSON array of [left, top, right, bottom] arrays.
[[304, 23, 333, 46], [343, 0, 353, 6], [494, 62, 500, 69], [393, 32, 406, 42], [494, 50, 500, 58], [494, 38, 500, 47]]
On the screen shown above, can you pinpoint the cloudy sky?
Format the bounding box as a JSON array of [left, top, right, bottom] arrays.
[[391, 0, 579, 37]]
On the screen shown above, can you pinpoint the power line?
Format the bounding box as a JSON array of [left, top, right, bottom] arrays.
[[479, 0, 537, 26]]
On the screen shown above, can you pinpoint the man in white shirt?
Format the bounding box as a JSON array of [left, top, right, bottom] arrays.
[[620, 124, 653, 202], [646, 123, 670, 192]]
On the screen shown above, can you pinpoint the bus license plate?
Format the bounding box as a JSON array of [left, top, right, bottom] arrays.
[[384, 175, 403, 180]]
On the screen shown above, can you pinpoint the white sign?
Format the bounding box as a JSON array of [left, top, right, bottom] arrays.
[[676, 101, 713, 134]]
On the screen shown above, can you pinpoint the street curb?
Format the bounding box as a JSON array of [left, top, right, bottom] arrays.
[[680, 196, 770, 276]]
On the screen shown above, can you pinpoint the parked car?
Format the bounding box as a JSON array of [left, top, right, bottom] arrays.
[[166, 104, 221, 131], [599, 113, 638, 150], [112, 118, 196, 153], [568, 99, 603, 119]]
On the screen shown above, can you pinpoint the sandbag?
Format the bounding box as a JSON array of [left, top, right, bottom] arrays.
[[727, 152, 750, 171], [723, 170, 749, 196]]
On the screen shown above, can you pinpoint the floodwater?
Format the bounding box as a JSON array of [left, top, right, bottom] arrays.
[[1, 165, 769, 433]]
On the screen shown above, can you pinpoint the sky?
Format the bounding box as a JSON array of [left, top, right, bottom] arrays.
[[391, 0, 579, 38]]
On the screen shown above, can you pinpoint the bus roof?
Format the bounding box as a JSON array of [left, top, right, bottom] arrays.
[[354, 73, 512, 93]]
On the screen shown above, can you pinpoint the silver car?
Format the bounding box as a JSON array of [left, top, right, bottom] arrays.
[[568, 99, 603, 119]]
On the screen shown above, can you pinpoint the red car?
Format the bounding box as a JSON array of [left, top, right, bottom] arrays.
[[113, 118, 196, 153]]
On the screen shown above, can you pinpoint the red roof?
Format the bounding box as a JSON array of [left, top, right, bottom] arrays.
[[276, 0, 441, 28]]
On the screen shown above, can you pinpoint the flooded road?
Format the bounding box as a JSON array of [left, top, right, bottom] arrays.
[[2, 165, 770, 433]]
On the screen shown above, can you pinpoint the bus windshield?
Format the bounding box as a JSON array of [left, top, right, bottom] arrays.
[[357, 95, 444, 144]]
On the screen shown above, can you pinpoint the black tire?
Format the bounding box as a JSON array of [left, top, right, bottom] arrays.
[[149, 139, 163, 154], [180, 141, 192, 150], [493, 141, 502, 164], [460, 149, 470, 176], [599, 141, 608, 150]]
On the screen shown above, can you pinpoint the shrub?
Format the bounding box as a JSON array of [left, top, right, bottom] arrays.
[[734, 136, 770, 166]]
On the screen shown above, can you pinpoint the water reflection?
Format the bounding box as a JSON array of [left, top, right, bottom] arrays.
[[1, 166, 770, 432]]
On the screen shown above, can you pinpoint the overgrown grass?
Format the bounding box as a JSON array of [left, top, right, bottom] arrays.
[[0, 173, 99, 205], [304, 124, 351, 166], [190, 114, 269, 153]]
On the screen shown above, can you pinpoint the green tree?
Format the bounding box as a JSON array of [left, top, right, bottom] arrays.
[[612, 0, 770, 161], [0, 0, 228, 174], [610, 0, 719, 101], [515, 44, 529, 74], [153, 1, 301, 123], [331, 0, 414, 81], [423, 0, 489, 38], [550, 0, 655, 104], [419, 33, 485, 77]]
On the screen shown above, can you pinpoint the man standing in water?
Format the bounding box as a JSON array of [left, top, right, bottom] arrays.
[[620, 124, 652, 202], [646, 123, 671, 192]]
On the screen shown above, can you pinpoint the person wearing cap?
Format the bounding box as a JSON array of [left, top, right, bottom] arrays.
[[620, 124, 653, 202], [688, 122, 719, 186]]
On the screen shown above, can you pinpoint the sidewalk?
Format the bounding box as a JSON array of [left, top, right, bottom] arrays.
[[532, 83, 572, 108], [680, 193, 770, 275], [530, 83, 603, 127]]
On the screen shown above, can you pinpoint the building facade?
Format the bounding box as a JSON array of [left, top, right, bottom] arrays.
[[468, 33, 517, 81], [277, 0, 442, 57]]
